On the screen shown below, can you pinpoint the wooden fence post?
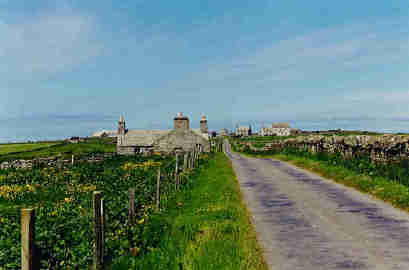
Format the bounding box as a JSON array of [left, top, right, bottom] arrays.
[[128, 188, 135, 226], [156, 168, 161, 210], [183, 153, 188, 172], [187, 152, 191, 169], [71, 155, 75, 166], [21, 208, 35, 270], [175, 153, 179, 189], [191, 149, 195, 168], [93, 191, 104, 270]]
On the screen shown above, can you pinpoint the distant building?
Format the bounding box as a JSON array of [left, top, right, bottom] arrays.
[[92, 130, 117, 138], [219, 128, 229, 136], [260, 127, 274, 136], [236, 126, 252, 137], [117, 113, 210, 155], [271, 123, 291, 136], [259, 123, 293, 137]]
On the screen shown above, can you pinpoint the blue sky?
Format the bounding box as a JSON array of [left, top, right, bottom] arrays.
[[1, 1, 408, 141]]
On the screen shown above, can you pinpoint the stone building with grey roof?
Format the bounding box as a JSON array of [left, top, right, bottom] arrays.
[[117, 113, 210, 155], [235, 126, 252, 137], [260, 123, 292, 136], [271, 123, 291, 136]]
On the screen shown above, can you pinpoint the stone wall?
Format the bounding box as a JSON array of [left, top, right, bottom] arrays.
[[117, 145, 137, 155], [251, 135, 409, 163], [0, 153, 116, 170]]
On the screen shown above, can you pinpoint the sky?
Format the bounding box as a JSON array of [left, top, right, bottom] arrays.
[[0, 0, 408, 142]]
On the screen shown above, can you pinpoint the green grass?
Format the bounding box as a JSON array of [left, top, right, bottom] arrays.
[[0, 142, 59, 155], [252, 142, 266, 149], [0, 138, 116, 162], [115, 153, 268, 270]]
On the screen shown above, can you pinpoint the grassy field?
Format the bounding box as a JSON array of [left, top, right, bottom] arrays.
[[0, 142, 60, 155], [0, 138, 116, 162], [0, 152, 183, 269], [116, 153, 268, 270]]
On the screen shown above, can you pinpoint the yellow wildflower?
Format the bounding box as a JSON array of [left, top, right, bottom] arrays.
[[137, 218, 145, 224]]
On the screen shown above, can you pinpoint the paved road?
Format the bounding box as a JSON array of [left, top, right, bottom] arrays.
[[225, 141, 409, 270]]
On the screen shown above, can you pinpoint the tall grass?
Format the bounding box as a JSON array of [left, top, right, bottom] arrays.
[[115, 153, 268, 270]]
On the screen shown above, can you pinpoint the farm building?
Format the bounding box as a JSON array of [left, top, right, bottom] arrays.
[[271, 123, 291, 136], [260, 123, 294, 137], [92, 130, 117, 138], [235, 126, 252, 137], [117, 113, 210, 155], [260, 127, 274, 136]]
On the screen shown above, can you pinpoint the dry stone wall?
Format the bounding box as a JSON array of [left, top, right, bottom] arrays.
[[256, 135, 409, 163], [0, 153, 116, 170]]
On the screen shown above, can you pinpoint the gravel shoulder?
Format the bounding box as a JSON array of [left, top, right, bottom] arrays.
[[225, 141, 409, 270]]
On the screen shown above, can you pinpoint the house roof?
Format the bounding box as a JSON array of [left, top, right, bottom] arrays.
[[121, 127, 210, 147], [272, 123, 290, 128], [122, 130, 170, 146], [192, 129, 209, 140]]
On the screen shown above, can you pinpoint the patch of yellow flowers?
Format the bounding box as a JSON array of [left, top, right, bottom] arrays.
[[121, 161, 161, 171], [0, 184, 36, 200], [67, 184, 97, 193]]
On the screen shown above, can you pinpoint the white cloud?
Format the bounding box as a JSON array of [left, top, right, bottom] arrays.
[[153, 20, 409, 123], [203, 22, 409, 86], [0, 11, 102, 80]]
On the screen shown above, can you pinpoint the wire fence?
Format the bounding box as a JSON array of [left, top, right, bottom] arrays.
[[1, 141, 225, 270]]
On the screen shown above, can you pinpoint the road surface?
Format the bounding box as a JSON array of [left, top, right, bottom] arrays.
[[225, 141, 409, 270]]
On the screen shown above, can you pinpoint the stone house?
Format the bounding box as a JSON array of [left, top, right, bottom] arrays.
[[117, 113, 210, 155], [271, 123, 291, 136], [260, 127, 274, 136], [260, 123, 293, 137], [270, 123, 291, 136], [235, 126, 252, 137]]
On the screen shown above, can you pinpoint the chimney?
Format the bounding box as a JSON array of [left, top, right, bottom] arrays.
[[118, 115, 126, 135], [174, 112, 189, 131], [200, 115, 208, 134]]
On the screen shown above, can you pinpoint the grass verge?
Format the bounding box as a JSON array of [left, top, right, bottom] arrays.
[[114, 153, 268, 270], [239, 150, 409, 213], [0, 138, 116, 162]]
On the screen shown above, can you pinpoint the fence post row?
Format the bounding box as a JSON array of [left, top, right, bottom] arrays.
[[175, 153, 179, 189], [128, 188, 135, 226], [183, 153, 188, 172], [21, 208, 35, 270], [93, 191, 104, 270], [156, 167, 161, 210], [191, 149, 195, 168]]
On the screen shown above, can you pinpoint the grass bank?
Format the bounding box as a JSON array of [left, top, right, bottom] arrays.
[[0, 138, 116, 162], [0, 142, 60, 155], [116, 153, 268, 270], [235, 148, 409, 213]]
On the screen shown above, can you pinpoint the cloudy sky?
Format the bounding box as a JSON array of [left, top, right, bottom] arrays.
[[1, 1, 408, 141]]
